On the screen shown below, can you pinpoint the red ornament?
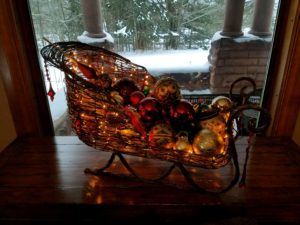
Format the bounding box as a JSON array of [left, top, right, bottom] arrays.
[[47, 84, 56, 101], [130, 91, 145, 107], [137, 97, 162, 122], [75, 118, 81, 130], [77, 62, 97, 79], [170, 99, 195, 125], [113, 78, 139, 105], [124, 106, 147, 139]]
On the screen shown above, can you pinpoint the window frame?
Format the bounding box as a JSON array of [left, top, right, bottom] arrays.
[[0, 0, 53, 137], [262, 0, 300, 136]]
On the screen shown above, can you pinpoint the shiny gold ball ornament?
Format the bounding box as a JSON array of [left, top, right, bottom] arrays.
[[192, 129, 220, 155], [211, 96, 233, 112], [149, 123, 175, 149], [152, 77, 181, 107], [200, 115, 226, 136], [173, 131, 193, 153]]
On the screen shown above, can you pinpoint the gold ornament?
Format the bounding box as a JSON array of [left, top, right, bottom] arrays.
[[110, 91, 124, 105], [200, 115, 226, 136], [149, 123, 175, 149], [173, 131, 193, 153], [151, 77, 181, 106], [211, 96, 233, 112], [119, 129, 140, 138], [192, 129, 220, 155]]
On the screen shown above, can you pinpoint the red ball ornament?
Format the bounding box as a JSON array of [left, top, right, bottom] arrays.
[[170, 99, 195, 125], [137, 97, 162, 122], [113, 78, 139, 104], [130, 91, 145, 107]]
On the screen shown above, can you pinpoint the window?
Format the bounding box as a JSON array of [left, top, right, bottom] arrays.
[[28, 0, 280, 136]]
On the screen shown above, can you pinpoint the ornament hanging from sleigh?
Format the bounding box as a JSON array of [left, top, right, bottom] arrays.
[[41, 42, 271, 193]]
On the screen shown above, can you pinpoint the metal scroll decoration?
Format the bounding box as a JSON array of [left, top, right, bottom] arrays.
[[41, 42, 271, 193]]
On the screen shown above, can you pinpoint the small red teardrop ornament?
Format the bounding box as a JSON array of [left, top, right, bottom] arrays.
[[47, 84, 56, 101], [75, 118, 81, 130]]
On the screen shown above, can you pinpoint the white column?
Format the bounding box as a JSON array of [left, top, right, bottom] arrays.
[[80, 0, 105, 38], [220, 0, 245, 37], [78, 0, 114, 48], [249, 0, 275, 36]]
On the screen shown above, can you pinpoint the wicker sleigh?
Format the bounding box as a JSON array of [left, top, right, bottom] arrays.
[[41, 41, 270, 192]]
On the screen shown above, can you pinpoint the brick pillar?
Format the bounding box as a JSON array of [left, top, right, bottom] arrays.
[[249, 0, 275, 36], [220, 0, 245, 37], [208, 33, 272, 94], [78, 0, 114, 50]]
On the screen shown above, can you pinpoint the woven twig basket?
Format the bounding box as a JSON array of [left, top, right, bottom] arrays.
[[41, 42, 231, 169]]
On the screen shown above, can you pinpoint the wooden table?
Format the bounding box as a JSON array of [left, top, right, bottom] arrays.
[[0, 136, 300, 224]]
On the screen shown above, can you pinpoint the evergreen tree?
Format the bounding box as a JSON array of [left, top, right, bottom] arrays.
[[29, 0, 275, 52], [29, 0, 83, 48]]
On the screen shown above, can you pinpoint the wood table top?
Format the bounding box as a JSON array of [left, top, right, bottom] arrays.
[[0, 136, 300, 224]]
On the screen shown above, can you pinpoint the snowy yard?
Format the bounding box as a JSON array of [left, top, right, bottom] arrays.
[[120, 49, 210, 76]]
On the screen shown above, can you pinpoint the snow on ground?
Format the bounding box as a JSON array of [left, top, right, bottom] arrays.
[[120, 49, 210, 76]]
